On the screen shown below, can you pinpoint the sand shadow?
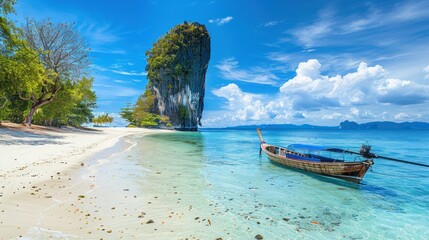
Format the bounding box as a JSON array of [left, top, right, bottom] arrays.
[[0, 128, 66, 146]]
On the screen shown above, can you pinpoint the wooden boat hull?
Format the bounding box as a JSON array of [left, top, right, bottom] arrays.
[[261, 143, 373, 183]]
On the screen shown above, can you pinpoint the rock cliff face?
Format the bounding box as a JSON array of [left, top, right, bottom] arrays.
[[146, 22, 210, 131]]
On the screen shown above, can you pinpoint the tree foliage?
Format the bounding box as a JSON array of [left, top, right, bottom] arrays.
[[32, 77, 97, 126], [0, 0, 46, 122], [145, 22, 208, 82], [20, 18, 89, 125], [0, 0, 16, 15], [120, 90, 171, 128], [92, 113, 113, 126], [0, 1, 97, 127]]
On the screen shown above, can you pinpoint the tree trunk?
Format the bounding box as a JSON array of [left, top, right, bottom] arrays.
[[24, 105, 38, 126], [24, 100, 51, 126]]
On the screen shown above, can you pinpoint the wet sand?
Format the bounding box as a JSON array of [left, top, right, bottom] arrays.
[[0, 123, 169, 239]]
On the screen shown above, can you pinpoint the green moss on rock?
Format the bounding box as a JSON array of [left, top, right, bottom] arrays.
[[145, 21, 209, 82]]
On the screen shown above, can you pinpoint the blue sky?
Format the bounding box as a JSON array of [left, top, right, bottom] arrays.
[[13, 0, 429, 127]]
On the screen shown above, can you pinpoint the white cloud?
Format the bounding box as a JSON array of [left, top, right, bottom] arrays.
[[111, 70, 147, 76], [78, 22, 121, 45], [289, 1, 429, 47], [91, 65, 147, 76], [114, 80, 126, 83], [91, 65, 108, 72], [394, 112, 409, 120], [267, 52, 289, 62], [341, 1, 429, 34], [262, 20, 282, 27], [280, 59, 429, 108], [215, 58, 279, 85], [206, 59, 429, 127], [424, 65, 429, 79], [212, 84, 271, 121], [94, 85, 141, 97], [208, 16, 233, 25], [376, 78, 429, 105], [389, 0, 429, 22], [90, 48, 126, 55], [291, 18, 333, 48]]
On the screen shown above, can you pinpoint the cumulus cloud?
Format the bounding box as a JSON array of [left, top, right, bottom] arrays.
[[212, 84, 271, 121], [208, 16, 233, 25], [280, 59, 429, 109], [207, 59, 429, 127], [215, 58, 279, 85], [376, 78, 429, 105]]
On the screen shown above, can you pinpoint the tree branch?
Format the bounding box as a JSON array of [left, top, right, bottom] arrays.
[[0, 96, 7, 109]]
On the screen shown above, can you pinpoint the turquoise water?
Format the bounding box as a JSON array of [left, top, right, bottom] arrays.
[[125, 129, 429, 239]]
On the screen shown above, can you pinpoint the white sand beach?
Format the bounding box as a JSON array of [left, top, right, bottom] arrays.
[[0, 123, 168, 239]]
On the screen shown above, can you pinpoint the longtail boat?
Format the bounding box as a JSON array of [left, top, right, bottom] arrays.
[[256, 128, 374, 183]]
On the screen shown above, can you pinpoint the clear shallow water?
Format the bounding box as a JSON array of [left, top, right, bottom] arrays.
[[126, 129, 429, 239]]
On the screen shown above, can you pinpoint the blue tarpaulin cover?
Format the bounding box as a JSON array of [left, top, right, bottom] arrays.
[[287, 144, 345, 153]]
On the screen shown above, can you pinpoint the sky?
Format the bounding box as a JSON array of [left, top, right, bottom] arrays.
[[13, 0, 429, 127]]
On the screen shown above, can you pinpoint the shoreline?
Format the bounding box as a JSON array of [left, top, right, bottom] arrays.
[[0, 124, 170, 239]]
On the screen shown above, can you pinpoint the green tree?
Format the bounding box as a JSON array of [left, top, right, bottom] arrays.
[[119, 89, 171, 128], [92, 113, 113, 126], [33, 77, 96, 127], [1, 2, 97, 127], [0, 0, 16, 15], [1, 1, 46, 122], [120, 103, 135, 125], [20, 18, 89, 125], [132, 90, 158, 127], [67, 77, 97, 126]]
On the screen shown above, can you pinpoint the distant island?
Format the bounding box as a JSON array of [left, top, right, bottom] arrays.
[[339, 120, 429, 130], [214, 120, 429, 130]]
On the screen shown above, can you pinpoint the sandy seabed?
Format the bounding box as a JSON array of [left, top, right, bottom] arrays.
[[0, 123, 170, 239]]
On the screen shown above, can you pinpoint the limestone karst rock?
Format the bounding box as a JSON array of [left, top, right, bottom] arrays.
[[146, 22, 210, 131]]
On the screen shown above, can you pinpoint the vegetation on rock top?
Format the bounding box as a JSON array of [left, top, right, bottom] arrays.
[[145, 21, 208, 83]]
